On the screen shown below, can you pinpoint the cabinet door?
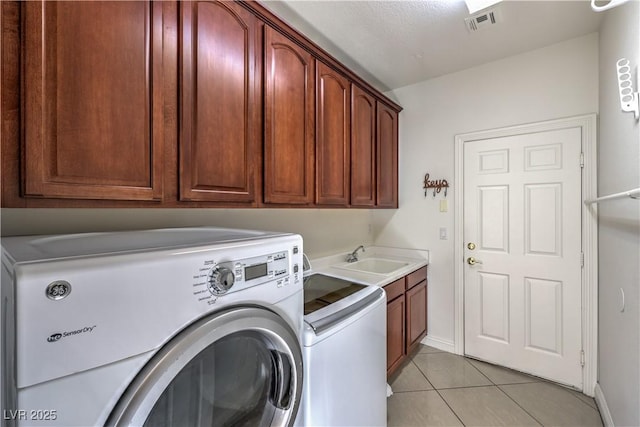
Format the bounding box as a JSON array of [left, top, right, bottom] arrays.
[[387, 295, 406, 375], [406, 280, 427, 353], [376, 101, 398, 208], [316, 62, 350, 205], [264, 27, 315, 205], [23, 1, 163, 201], [180, 1, 260, 203], [350, 85, 376, 206]]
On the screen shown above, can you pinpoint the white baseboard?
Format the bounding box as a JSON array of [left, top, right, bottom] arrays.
[[421, 335, 455, 354], [594, 383, 614, 427]]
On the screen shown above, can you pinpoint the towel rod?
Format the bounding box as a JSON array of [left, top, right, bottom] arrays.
[[584, 187, 640, 205]]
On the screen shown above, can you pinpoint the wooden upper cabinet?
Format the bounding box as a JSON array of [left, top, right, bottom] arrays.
[[316, 62, 350, 206], [376, 101, 399, 208], [6, 1, 400, 208], [22, 1, 164, 201], [350, 85, 376, 207], [180, 1, 260, 203], [263, 26, 315, 205]]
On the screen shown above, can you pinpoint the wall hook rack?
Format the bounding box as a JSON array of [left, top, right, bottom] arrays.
[[423, 173, 449, 197], [616, 58, 639, 120]]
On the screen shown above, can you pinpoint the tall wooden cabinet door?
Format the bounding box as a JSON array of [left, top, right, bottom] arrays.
[[376, 102, 398, 208], [387, 295, 406, 374], [406, 280, 427, 353], [316, 62, 350, 206], [23, 1, 164, 201], [350, 85, 376, 206], [264, 27, 315, 205], [180, 1, 260, 203]]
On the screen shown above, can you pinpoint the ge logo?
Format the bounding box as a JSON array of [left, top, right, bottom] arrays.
[[47, 333, 63, 343], [46, 281, 72, 301]]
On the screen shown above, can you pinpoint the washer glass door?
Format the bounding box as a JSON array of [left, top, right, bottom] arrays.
[[107, 307, 302, 427]]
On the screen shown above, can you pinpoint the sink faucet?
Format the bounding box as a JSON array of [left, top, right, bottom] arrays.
[[346, 245, 365, 263]]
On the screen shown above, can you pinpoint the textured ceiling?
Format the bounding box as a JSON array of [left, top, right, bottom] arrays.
[[262, 0, 603, 92]]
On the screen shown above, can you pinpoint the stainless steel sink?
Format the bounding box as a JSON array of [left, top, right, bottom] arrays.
[[335, 258, 409, 275]]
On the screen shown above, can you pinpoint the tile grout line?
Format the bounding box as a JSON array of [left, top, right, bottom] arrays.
[[495, 385, 545, 427], [409, 359, 436, 391], [393, 383, 507, 393], [442, 354, 545, 426], [391, 389, 436, 394], [563, 388, 601, 411], [465, 358, 544, 386], [433, 388, 467, 426], [442, 357, 516, 426], [465, 357, 545, 426], [411, 355, 467, 426], [464, 358, 495, 385]]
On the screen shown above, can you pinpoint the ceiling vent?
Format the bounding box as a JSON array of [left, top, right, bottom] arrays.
[[464, 7, 502, 32]]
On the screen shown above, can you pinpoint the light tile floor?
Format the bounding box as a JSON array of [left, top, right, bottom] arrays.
[[388, 345, 603, 427]]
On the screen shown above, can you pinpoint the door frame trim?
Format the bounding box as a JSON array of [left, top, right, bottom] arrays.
[[453, 114, 598, 395]]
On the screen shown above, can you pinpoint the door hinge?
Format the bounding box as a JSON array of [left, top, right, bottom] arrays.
[[580, 152, 585, 168], [580, 350, 585, 367], [581, 252, 584, 268]]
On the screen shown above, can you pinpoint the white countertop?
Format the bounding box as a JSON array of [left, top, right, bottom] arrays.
[[307, 246, 429, 287]]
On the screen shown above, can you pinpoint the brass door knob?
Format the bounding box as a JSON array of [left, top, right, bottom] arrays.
[[467, 257, 483, 265], [467, 242, 476, 250]]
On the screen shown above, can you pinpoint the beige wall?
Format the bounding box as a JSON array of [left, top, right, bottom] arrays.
[[374, 33, 600, 348], [0, 208, 373, 259], [597, 1, 639, 425]]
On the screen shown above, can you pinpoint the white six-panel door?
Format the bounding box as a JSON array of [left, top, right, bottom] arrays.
[[463, 127, 583, 388]]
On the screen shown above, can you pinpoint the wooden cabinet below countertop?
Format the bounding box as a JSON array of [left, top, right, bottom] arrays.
[[386, 292, 406, 376], [406, 279, 428, 353], [384, 266, 428, 376]]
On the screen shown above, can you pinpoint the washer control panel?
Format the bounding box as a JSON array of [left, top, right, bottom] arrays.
[[193, 250, 292, 301], [230, 250, 290, 286], [207, 265, 236, 295]]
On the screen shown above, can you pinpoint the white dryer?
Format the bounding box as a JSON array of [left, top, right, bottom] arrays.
[[1, 227, 304, 427], [301, 274, 386, 427]]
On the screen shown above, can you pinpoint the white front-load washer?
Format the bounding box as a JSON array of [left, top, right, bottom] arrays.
[[1, 227, 304, 427]]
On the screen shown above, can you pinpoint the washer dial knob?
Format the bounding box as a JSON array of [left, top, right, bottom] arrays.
[[208, 265, 235, 295]]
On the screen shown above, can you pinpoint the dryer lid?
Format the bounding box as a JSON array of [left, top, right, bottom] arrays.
[[303, 274, 367, 315]]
